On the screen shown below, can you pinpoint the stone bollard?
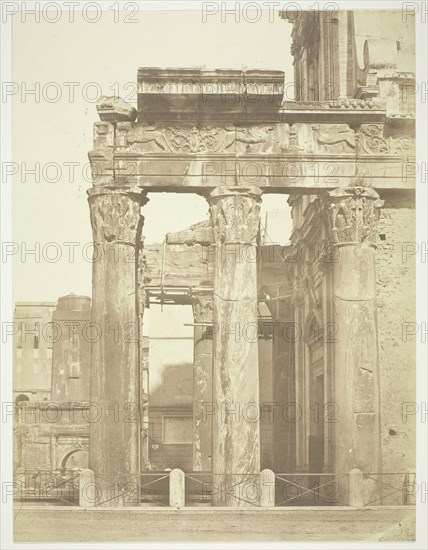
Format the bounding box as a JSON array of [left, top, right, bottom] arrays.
[[169, 468, 185, 508], [260, 469, 276, 507], [79, 468, 95, 508], [348, 468, 363, 507], [403, 469, 416, 504]]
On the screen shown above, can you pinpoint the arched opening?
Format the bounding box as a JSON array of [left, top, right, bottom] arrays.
[[61, 448, 89, 470], [15, 394, 30, 418], [15, 394, 30, 404]]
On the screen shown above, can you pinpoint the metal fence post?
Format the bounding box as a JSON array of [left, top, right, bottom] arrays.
[[169, 468, 185, 508]]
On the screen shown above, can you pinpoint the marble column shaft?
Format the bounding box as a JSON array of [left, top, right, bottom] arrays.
[[272, 320, 295, 473], [207, 186, 262, 506], [191, 293, 214, 472], [325, 186, 383, 502], [88, 186, 146, 506]]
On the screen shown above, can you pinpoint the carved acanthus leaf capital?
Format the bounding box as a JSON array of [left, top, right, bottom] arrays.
[[88, 188, 148, 245], [207, 186, 262, 244], [191, 293, 213, 323], [324, 186, 384, 245]]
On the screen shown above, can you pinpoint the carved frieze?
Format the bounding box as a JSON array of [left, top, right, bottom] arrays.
[[272, 123, 355, 154], [116, 124, 169, 153], [111, 121, 413, 164], [324, 186, 384, 245], [357, 124, 388, 154], [116, 123, 236, 154], [167, 126, 235, 154], [310, 124, 356, 153], [388, 135, 415, 154], [88, 189, 147, 245], [208, 187, 262, 244], [234, 125, 275, 153], [356, 124, 415, 155]]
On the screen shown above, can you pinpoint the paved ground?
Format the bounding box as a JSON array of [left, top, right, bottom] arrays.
[[13, 505, 415, 542]]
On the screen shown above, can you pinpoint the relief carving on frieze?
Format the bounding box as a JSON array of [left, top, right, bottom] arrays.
[[234, 125, 275, 153], [167, 125, 235, 154], [356, 124, 415, 155], [310, 124, 356, 153], [356, 124, 388, 154], [273, 124, 355, 155], [116, 123, 169, 152], [233, 124, 305, 154], [275, 124, 302, 153], [116, 123, 236, 154], [113, 122, 387, 158]]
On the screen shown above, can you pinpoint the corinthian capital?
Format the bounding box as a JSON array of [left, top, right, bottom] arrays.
[[207, 186, 262, 244], [191, 293, 213, 324], [324, 186, 384, 245], [88, 187, 148, 245]]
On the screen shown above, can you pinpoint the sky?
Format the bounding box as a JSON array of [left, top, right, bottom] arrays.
[[12, 9, 293, 302]]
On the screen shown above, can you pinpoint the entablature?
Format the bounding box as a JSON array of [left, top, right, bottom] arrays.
[[88, 68, 415, 193]]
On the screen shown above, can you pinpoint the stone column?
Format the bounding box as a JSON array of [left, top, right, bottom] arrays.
[[190, 292, 213, 472], [324, 186, 383, 503], [265, 287, 295, 473], [272, 320, 295, 473], [88, 185, 147, 507], [207, 186, 262, 507]]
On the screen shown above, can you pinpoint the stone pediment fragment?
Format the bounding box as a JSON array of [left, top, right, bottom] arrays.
[[96, 96, 137, 123]]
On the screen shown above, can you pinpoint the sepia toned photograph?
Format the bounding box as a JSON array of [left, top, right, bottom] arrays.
[[1, 1, 427, 547]]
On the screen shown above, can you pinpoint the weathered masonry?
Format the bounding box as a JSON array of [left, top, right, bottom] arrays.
[[87, 11, 415, 506]]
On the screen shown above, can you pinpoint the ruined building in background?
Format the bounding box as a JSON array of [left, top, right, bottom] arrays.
[[13, 295, 91, 474]]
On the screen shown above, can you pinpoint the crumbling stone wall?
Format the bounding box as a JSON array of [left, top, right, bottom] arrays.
[[376, 196, 416, 476]]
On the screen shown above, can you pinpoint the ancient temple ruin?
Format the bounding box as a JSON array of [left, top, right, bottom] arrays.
[[14, 10, 415, 511], [85, 10, 415, 507]]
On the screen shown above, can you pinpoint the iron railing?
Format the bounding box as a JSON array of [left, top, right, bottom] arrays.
[[14, 469, 416, 507], [15, 469, 80, 505], [140, 471, 170, 506], [184, 472, 213, 506], [275, 473, 348, 506], [362, 472, 416, 506]]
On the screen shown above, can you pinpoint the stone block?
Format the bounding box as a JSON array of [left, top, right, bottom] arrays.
[[96, 96, 137, 123]]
